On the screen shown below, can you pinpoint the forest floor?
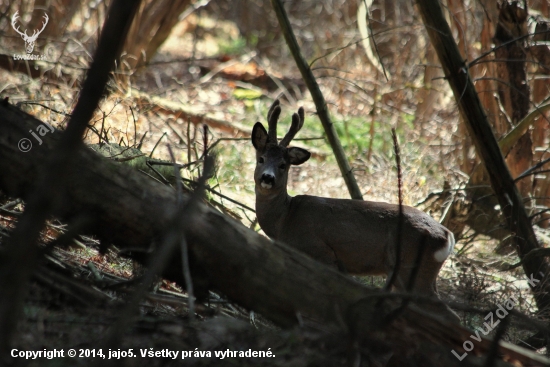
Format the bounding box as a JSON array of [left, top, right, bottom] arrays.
[[0, 8, 546, 366]]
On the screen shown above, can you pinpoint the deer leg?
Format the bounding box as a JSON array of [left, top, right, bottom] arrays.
[[398, 252, 461, 324], [383, 241, 440, 297]]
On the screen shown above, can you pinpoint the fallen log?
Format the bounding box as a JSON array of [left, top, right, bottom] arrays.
[[0, 100, 547, 366]]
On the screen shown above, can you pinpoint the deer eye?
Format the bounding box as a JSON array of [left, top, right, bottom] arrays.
[[279, 163, 286, 170], [258, 157, 264, 164]]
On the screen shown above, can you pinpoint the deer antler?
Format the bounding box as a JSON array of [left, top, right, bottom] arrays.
[[267, 99, 280, 122], [11, 11, 28, 38], [279, 107, 304, 147], [266, 99, 281, 144]]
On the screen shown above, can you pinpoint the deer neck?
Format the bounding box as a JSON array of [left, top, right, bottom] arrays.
[[255, 188, 291, 240]]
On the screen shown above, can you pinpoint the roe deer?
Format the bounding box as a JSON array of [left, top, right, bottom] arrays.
[[251, 100, 459, 322]]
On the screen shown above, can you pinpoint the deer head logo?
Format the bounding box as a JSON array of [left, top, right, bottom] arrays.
[[11, 11, 49, 54]]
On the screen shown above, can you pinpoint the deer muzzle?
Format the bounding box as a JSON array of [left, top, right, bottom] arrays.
[[260, 173, 275, 189]]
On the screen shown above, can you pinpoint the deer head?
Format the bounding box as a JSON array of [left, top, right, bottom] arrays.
[[251, 100, 311, 195], [11, 11, 49, 54]]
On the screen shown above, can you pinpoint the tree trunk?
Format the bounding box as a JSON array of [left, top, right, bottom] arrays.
[[453, 1, 534, 243], [270, 0, 363, 200], [493, 1, 533, 198], [120, 0, 193, 79], [531, 20, 550, 228], [413, 43, 440, 134]]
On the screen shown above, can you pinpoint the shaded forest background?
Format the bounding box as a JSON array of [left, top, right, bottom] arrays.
[[0, 0, 550, 365]]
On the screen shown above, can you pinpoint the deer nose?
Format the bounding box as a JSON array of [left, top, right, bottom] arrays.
[[260, 173, 275, 189], [261, 173, 275, 184]]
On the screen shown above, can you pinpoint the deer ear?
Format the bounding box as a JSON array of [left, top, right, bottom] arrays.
[[288, 147, 311, 165], [252, 122, 268, 150]]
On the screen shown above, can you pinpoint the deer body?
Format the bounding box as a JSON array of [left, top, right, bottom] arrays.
[[252, 100, 458, 322], [256, 193, 453, 293]]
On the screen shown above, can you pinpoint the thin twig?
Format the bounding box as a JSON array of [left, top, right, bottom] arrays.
[[384, 128, 403, 292], [149, 132, 167, 158], [168, 145, 195, 321], [270, 0, 363, 200], [15, 101, 72, 117], [181, 177, 255, 213], [515, 156, 550, 183]]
